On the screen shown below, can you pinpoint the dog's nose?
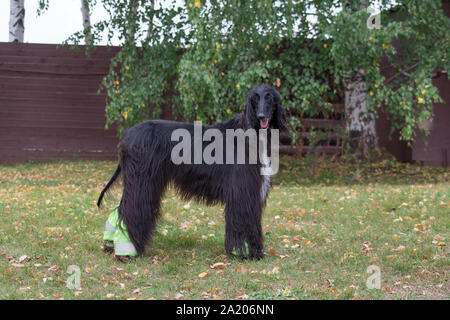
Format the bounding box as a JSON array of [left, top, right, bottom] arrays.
[[257, 113, 265, 120]]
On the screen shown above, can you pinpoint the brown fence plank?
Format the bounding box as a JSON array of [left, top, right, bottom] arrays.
[[0, 127, 117, 140], [1, 90, 106, 101], [0, 42, 121, 59], [0, 55, 113, 66], [0, 75, 105, 88], [0, 62, 110, 75], [0, 95, 106, 105]]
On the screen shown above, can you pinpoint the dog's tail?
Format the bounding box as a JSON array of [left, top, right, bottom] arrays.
[[97, 164, 121, 208]]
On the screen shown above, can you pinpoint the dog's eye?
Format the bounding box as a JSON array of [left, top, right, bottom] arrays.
[[264, 93, 272, 101]]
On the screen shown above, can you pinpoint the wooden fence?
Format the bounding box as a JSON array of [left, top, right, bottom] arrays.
[[0, 42, 121, 163]]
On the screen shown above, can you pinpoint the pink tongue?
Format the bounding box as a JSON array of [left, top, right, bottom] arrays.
[[260, 119, 269, 129]]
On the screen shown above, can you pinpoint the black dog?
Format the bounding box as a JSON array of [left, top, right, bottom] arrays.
[[97, 84, 287, 259]]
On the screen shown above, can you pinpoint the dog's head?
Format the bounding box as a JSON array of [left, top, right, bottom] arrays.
[[243, 84, 287, 131]]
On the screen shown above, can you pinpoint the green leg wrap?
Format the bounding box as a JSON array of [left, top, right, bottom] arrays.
[[113, 224, 137, 257], [103, 208, 119, 242], [102, 208, 137, 257]]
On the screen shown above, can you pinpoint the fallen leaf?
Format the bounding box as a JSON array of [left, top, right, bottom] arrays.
[[48, 265, 59, 272], [392, 245, 405, 252], [210, 262, 226, 269], [11, 263, 24, 268], [269, 248, 279, 256], [234, 265, 248, 274], [271, 266, 280, 274], [174, 293, 184, 299]]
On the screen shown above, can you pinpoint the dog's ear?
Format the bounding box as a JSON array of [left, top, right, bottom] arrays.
[[243, 88, 258, 130], [271, 88, 288, 132]]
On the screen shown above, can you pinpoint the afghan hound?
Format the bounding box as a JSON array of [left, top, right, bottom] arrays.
[[97, 84, 287, 259]]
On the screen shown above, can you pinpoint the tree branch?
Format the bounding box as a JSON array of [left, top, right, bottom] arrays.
[[384, 62, 420, 85]]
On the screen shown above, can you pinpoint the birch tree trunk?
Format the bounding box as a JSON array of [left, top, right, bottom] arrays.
[[81, 0, 92, 45], [344, 0, 377, 150], [127, 0, 139, 43], [9, 0, 25, 42], [345, 71, 377, 149], [146, 0, 155, 42]]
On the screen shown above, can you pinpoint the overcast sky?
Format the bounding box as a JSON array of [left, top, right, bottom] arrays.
[[0, 0, 116, 45]]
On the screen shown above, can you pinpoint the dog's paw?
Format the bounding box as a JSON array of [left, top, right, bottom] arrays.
[[248, 251, 264, 260], [102, 241, 114, 253], [114, 255, 136, 263], [227, 242, 265, 260]]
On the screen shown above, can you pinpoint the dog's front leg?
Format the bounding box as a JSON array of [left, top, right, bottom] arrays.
[[224, 208, 246, 258], [224, 204, 264, 260]]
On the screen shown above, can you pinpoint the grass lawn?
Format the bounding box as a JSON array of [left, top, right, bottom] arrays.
[[0, 156, 448, 300]]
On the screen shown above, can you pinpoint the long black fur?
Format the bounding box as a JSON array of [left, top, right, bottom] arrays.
[[97, 84, 287, 259]]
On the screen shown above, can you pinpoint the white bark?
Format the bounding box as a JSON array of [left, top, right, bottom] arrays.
[[81, 0, 92, 45], [146, 0, 155, 41], [343, 0, 377, 149], [9, 0, 25, 42], [127, 0, 138, 42], [345, 71, 377, 148]]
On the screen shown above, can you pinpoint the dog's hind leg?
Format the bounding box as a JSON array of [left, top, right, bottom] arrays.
[[118, 155, 165, 256]]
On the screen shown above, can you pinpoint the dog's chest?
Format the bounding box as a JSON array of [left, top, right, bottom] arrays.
[[261, 174, 272, 203], [259, 134, 272, 203]]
